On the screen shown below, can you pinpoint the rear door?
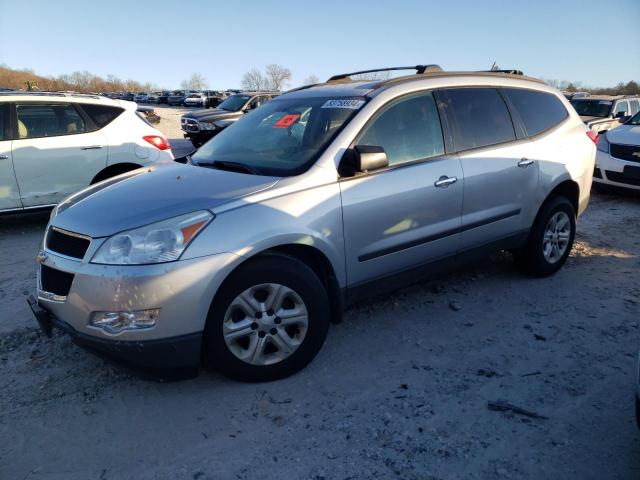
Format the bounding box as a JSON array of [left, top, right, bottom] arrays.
[[0, 102, 21, 210], [11, 102, 108, 207], [436, 87, 538, 250], [340, 91, 463, 286]]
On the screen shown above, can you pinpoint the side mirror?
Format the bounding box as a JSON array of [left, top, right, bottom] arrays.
[[339, 145, 389, 176]]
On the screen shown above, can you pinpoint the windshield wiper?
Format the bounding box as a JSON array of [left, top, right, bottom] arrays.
[[196, 160, 260, 175]]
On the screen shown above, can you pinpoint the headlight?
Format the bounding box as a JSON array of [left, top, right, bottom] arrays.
[[597, 133, 609, 153], [91, 210, 213, 265], [199, 122, 215, 130]]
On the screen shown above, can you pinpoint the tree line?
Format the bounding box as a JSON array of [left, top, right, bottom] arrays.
[[2, 63, 637, 96]]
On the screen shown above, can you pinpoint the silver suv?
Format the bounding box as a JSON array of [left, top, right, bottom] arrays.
[[30, 65, 596, 381]]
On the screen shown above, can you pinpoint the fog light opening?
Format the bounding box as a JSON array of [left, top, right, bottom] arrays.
[[89, 309, 160, 334]]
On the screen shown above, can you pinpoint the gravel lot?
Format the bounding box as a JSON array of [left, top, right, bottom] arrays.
[[1, 108, 639, 479]]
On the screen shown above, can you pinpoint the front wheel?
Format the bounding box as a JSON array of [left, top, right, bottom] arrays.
[[203, 255, 330, 382], [515, 195, 576, 277]]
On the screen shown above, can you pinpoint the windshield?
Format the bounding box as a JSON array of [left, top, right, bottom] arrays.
[[191, 96, 366, 176], [627, 111, 640, 125], [218, 95, 251, 111], [571, 99, 613, 117]]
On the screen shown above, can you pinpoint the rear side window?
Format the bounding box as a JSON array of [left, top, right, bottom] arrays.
[[0, 103, 9, 140], [438, 88, 515, 151], [357, 91, 444, 166], [16, 103, 86, 139], [80, 104, 124, 128], [502, 88, 568, 137]]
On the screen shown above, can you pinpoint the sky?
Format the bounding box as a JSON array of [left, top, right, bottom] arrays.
[[1, 0, 638, 90]]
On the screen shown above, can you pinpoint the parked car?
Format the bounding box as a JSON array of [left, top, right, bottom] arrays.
[[181, 92, 278, 147], [594, 110, 640, 192], [562, 91, 589, 101], [121, 92, 135, 101], [571, 95, 640, 134], [133, 92, 149, 103], [0, 91, 173, 213], [146, 91, 170, 104], [183, 90, 227, 109], [168, 90, 197, 106], [29, 66, 595, 382]]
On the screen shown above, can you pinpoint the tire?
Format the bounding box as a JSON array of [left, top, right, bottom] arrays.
[[203, 254, 330, 382], [515, 195, 576, 277]]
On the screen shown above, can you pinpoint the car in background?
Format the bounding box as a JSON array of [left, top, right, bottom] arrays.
[[168, 90, 197, 106], [121, 92, 135, 101], [0, 91, 173, 213], [571, 95, 640, 134], [181, 91, 278, 146], [563, 91, 589, 101], [133, 92, 149, 103], [594, 111, 640, 192], [30, 66, 595, 382], [184, 90, 227, 108], [147, 91, 169, 104]]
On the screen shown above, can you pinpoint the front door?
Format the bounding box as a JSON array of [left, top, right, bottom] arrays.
[[11, 102, 108, 207], [0, 103, 21, 211], [340, 91, 464, 287]]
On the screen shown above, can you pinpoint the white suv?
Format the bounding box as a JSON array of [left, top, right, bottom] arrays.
[[0, 92, 173, 213]]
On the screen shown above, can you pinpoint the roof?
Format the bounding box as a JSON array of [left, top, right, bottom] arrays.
[[572, 95, 638, 101], [282, 69, 547, 100], [0, 91, 135, 108]]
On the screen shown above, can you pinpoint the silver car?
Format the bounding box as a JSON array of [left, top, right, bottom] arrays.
[[30, 65, 596, 381]]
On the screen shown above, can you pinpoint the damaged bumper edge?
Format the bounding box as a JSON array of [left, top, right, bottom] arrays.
[[27, 295, 201, 381]]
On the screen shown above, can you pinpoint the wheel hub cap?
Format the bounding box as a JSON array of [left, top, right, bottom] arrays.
[[542, 211, 571, 264], [223, 283, 308, 366]]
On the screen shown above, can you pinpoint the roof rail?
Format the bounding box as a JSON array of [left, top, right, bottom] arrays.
[[481, 69, 524, 76], [327, 65, 443, 83], [0, 91, 104, 99]]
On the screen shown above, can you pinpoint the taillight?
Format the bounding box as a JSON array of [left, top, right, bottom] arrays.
[[143, 135, 171, 150], [586, 130, 598, 145]]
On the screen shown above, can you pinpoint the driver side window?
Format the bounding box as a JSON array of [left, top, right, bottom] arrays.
[[356, 92, 444, 166]]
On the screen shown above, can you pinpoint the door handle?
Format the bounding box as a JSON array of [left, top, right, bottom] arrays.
[[80, 145, 104, 150], [0, 154, 8, 160], [518, 158, 534, 168], [434, 176, 458, 188]]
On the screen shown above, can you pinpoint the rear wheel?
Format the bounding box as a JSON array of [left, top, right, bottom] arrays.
[[515, 195, 576, 277], [203, 255, 330, 382]]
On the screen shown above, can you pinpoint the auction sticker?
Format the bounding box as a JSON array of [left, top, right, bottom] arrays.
[[321, 99, 365, 109], [273, 114, 301, 128]]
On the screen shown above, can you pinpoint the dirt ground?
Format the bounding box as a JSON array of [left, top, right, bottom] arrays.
[[1, 108, 639, 479]]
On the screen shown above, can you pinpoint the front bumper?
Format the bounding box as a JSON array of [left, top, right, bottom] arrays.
[[28, 296, 200, 380], [34, 248, 241, 376], [594, 150, 640, 191]]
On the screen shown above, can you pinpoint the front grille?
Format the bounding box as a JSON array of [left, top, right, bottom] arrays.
[[181, 117, 200, 133], [610, 144, 640, 163], [40, 265, 74, 297], [46, 227, 90, 259], [605, 170, 640, 186], [594, 167, 602, 178]]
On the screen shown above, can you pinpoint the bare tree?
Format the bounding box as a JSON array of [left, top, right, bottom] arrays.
[[180, 72, 209, 90], [302, 74, 320, 85], [241, 68, 269, 91], [265, 64, 292, 91]]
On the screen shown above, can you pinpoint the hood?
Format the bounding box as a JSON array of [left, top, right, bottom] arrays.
[[51, 163, 279, 238], [183, 109, 243, 121], [605, 124, 640, 146], [580, 115, 610, 125]]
